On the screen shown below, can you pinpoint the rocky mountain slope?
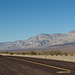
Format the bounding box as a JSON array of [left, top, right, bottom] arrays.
[[1, 30, 75, 50]]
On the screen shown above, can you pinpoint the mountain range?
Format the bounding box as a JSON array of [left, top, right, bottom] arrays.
[[1, 30, 75, 51]]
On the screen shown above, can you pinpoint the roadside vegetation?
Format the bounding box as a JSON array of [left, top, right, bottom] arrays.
[[0, 50, 75, 56]]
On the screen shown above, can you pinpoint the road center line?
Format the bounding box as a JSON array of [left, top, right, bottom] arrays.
[[6, 57, 71, 72]]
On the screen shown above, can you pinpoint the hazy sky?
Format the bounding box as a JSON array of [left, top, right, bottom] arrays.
[[0, 0, 75, 42]]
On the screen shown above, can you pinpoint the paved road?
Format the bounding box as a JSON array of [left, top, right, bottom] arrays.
[[0, 55, 75, 75]]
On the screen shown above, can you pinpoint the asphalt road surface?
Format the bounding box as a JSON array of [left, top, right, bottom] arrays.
[[0, 55, 75, 75]]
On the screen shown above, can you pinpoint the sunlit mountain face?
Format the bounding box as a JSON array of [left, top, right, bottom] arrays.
[[1, 30, 75, 50]]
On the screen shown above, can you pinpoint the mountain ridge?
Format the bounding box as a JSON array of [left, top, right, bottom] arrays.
[[1, 30, 75, 50]]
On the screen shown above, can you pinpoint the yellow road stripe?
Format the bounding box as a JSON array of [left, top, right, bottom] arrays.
[[6, 57, 71, 72]]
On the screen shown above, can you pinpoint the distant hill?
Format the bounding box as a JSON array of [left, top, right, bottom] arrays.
[[1, 30, 75, 51], [46, 42, 75, 52]]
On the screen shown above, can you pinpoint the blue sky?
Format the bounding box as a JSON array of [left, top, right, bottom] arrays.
[[0, 0, 75, 42]]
